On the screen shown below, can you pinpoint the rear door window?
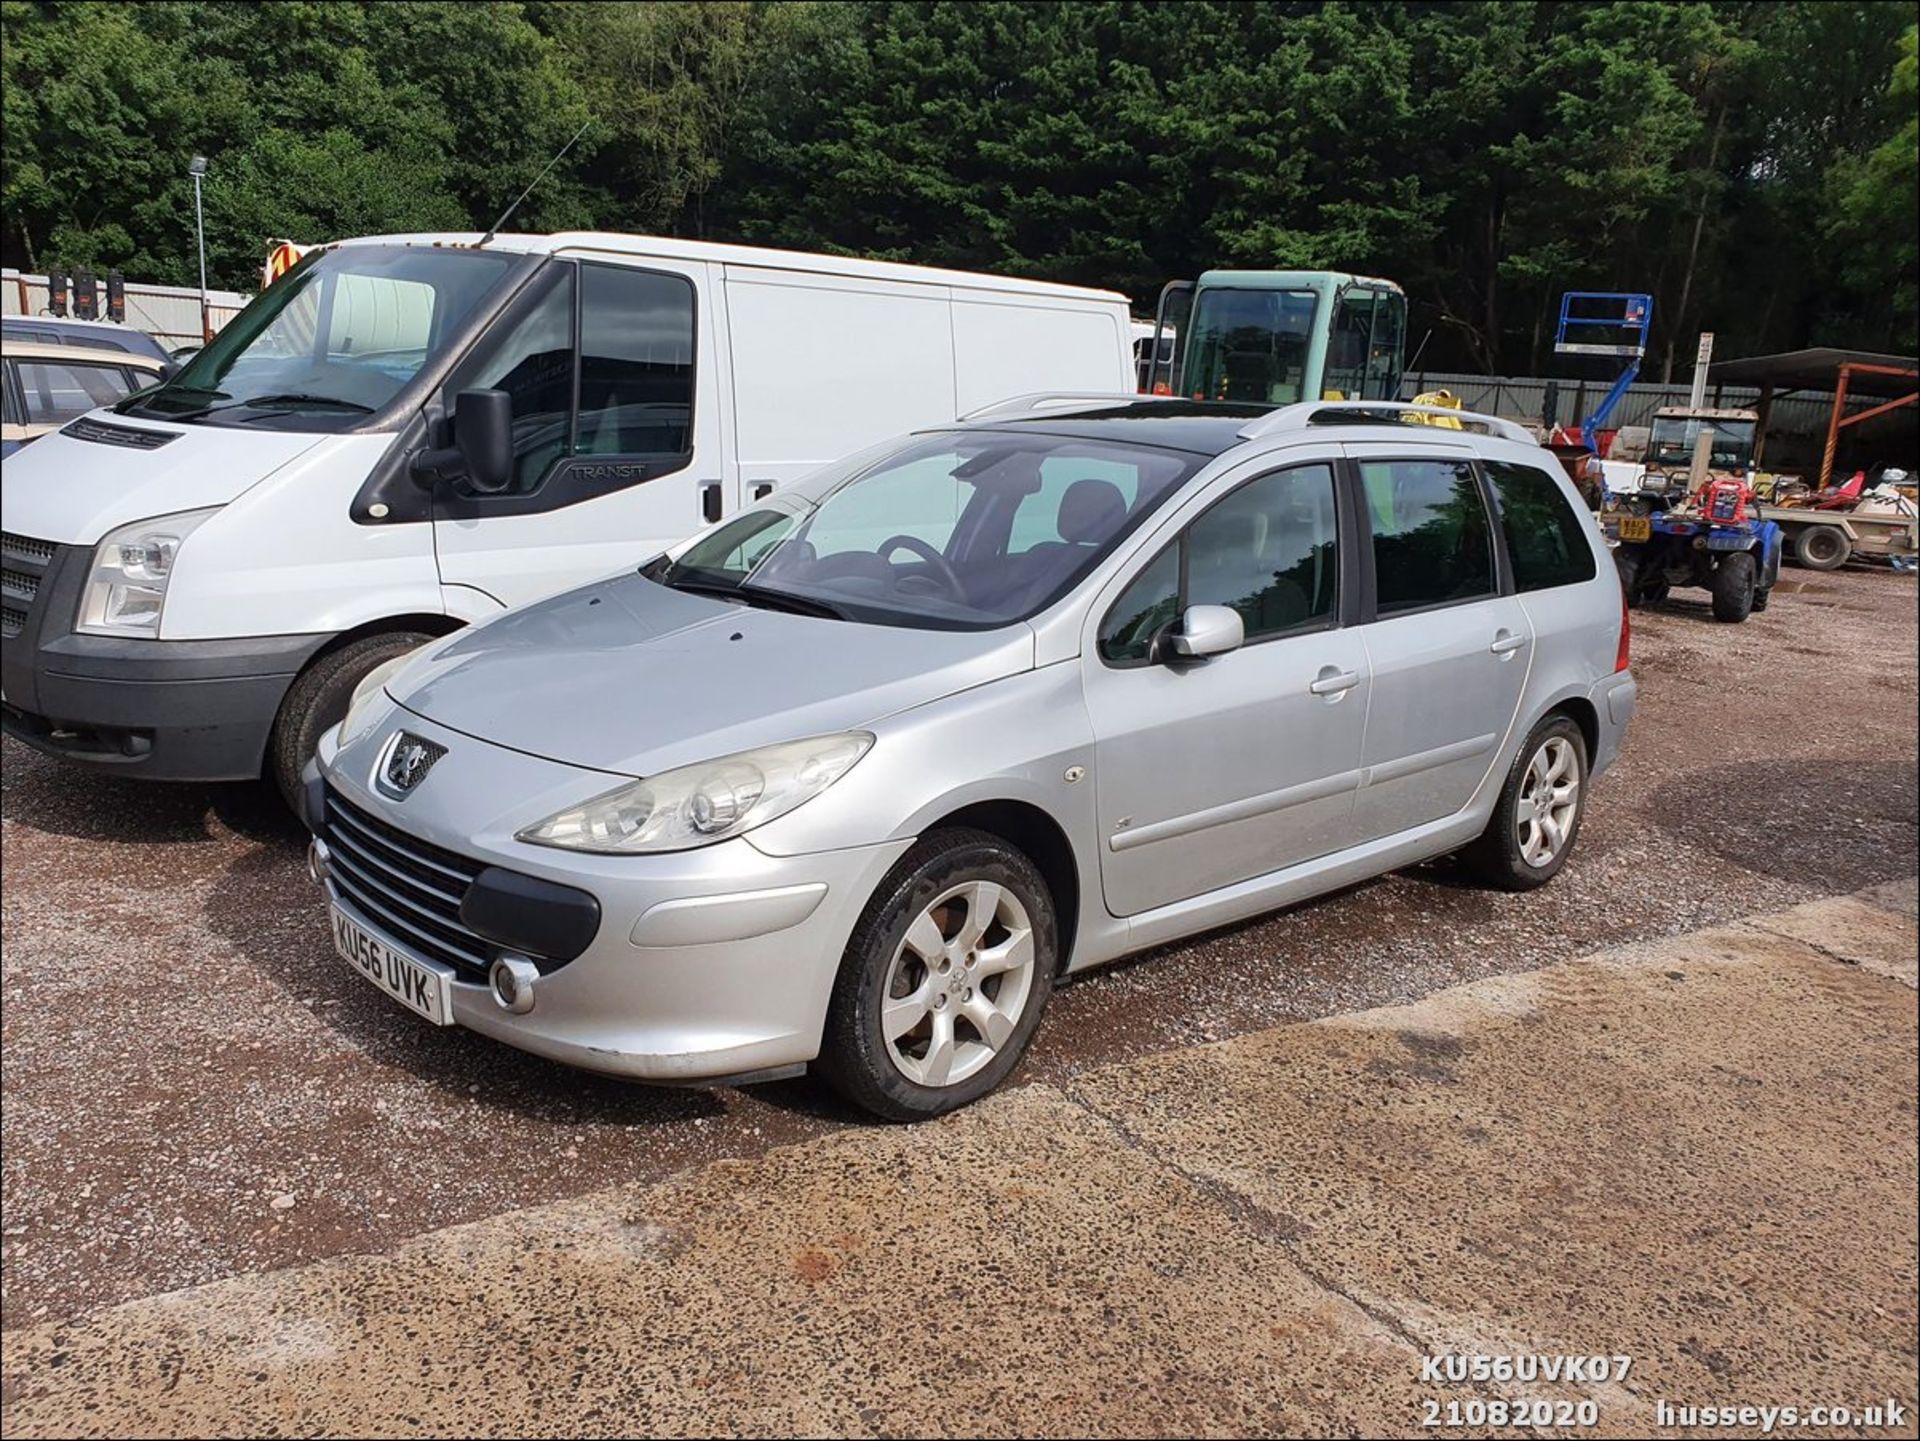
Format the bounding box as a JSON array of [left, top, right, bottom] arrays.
[[1360, 458, 1496, 614], [16, 360, 137, 424], [1483, 459, 1598, 591]]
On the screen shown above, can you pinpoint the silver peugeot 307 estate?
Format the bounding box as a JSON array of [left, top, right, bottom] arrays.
[[306, 396, 1635, 1120]]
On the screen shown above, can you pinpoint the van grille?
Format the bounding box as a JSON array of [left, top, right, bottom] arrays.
[[322, 787, 493, 980], [0, 533, 56, 640]]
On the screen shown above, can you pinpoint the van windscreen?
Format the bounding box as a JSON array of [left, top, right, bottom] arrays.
[[122, 245, 517, 430]]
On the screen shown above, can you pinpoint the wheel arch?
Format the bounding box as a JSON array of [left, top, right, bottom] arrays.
[[294, 612, 465, 680], [919, 798, 1083, 973], [1543, 696, 1599, 763]]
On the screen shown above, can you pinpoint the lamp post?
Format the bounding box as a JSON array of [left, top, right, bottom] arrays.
[[189, 154, 209, 342]]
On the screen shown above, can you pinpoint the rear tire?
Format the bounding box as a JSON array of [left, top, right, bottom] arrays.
[[1710, 551, 1757, 623], [817, 828, 1056, 1121], [268, 632, 431, 809], [1794, 525, 1850, 571], [1461, 716, 1589, 892]]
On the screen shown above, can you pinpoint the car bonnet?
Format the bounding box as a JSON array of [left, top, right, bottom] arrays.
[[388, 570, 1035, 778]]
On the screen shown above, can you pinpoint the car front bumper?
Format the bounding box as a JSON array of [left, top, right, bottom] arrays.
[[314, 708, 913, 1084]]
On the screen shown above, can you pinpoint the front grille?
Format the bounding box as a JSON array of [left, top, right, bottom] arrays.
[[1, 534, 54, 565], [0, 533, 55, 640], [323, 786, 493, 980], [60, 416, 180, 450]]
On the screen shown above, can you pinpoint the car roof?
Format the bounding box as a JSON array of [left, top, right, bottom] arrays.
[[0, 337, 167, 369], [954, 399, 1275, 456], [2, 316, 172, 360]]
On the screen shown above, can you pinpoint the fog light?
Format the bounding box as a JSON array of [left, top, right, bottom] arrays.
[[489, 954, 539, 1014], [306, 837, 330, 885]]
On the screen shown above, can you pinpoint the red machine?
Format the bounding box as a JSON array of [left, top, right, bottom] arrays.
[[1696, 475, 1754, 524], [1811, 470, 1867, 510]]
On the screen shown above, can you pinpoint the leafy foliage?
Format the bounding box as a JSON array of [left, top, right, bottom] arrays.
[[3, 0, 1914, 365]]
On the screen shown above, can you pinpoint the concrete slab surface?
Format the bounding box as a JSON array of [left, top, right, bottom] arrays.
[[3, 886, 1914, 1438]]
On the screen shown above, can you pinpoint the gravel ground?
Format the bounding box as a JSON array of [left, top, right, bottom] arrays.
[[3, 563, 1915, 1327]]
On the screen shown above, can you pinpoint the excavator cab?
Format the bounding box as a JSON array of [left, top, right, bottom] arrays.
[[1144, 271, 1405, 405]]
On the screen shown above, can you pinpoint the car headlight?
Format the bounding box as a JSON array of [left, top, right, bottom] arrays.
[[77, 508, 220, 637], [519, 732, 874, 854], [336, 652, 417, 750]]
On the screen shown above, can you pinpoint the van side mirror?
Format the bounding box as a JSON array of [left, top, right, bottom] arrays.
[[1161, 604, 1244, 663], [412, 388, 514, 494]]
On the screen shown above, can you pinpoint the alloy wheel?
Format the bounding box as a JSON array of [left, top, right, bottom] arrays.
[[880, 880, 1037, 1088], [1515, 736, 1581, 868]]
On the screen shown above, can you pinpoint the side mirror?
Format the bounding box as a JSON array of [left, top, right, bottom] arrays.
[[1163, 604, 1244, 662], [412, 388, 514, 494]]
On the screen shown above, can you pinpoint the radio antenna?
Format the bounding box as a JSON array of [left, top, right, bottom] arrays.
[[477, 119, 593, 248]]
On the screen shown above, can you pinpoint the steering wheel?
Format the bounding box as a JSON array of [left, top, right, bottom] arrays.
[[876, 534, 966, 600]]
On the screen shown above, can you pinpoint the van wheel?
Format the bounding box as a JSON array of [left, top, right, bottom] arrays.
[[1461, 716, 1588, 892], [817, 828, 1056, 1122], [268, 632, 431, 809]]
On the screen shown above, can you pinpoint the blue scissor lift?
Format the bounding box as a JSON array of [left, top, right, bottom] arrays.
[[1554, 291, 1653, 453]]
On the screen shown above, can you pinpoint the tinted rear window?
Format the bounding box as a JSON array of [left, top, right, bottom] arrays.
[[1485, 459, 1598, 591], [1359, 458, 1496, 614]]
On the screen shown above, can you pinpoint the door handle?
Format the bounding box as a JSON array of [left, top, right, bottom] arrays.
[[1308, 667, 1361, 696], [750, 480, 776, 501], [699, 481, 723, 525], [1489, 629, 1527, 656]]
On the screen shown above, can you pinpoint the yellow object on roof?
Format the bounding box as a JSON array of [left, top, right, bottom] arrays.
[[1404, 388, 1464, 430]]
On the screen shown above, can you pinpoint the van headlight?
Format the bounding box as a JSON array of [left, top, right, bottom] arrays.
[[519, 733, 874, 854], [76, 508, 220, 637]]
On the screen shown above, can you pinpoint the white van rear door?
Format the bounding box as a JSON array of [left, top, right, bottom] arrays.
[[432, 254, 725, 611]]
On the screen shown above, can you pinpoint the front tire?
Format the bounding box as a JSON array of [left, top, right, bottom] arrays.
[[268, 631, 431, 808], [817, 828, 1057, 1121], [1710, 550, 1757, 623], [1461, 717, 1589, 892]]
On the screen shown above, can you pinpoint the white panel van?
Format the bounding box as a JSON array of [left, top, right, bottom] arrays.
[[0, 232, 1133, 800]]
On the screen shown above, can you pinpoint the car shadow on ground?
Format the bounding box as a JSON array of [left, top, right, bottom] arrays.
[[1647, 756, 1918, 891], [197, 837, 738, 1131]]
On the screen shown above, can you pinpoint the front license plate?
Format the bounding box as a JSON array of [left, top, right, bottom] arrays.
[[331, 902, 454, 1025], [1615, 515, 1652, 543]]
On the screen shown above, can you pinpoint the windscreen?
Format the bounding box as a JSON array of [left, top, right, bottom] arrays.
[[1648, 415, 1756, 469], [1182, 288, 1318, 405], [660, 432, 1202, 630], [123, 244, 517, 430]]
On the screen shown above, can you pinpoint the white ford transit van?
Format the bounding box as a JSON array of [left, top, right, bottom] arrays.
[[0, 232, 1133, 800]]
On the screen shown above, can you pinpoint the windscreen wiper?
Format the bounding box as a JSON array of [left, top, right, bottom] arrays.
[[661, 574, 850, 621], [232, 392, 375, 413]]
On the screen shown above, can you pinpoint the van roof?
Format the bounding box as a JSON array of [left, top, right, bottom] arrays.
[[337, 233, 1131, 305]]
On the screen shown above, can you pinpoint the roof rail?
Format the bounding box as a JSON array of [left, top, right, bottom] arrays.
[[1237, 400, 1541, 447], [959, 391, 1156, 423]]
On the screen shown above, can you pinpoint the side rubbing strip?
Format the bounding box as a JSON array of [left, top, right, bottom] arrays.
[[1361, 732, 1498, 787], [1110, 769, 1364, 853]]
